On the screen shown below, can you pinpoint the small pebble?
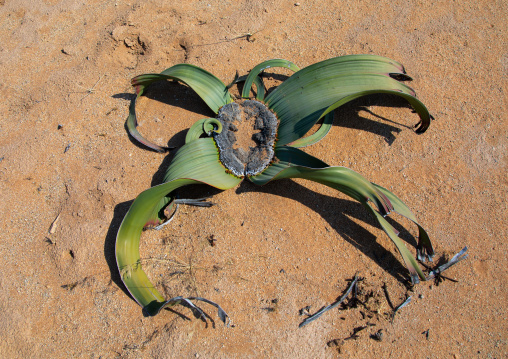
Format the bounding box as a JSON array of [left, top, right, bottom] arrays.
[[371, 329, 383, 341]]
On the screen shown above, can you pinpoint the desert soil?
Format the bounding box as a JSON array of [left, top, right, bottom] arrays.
[[0, 0, 506, 358]]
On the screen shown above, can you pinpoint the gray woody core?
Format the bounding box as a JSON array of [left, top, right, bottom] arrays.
[[214, 100, 278, 177]]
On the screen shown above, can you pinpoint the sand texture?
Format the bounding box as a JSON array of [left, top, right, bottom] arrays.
[[0, 0, 506, 357]]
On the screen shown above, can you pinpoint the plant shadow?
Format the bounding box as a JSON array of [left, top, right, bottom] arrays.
[[235, 179, 419, 285], [331, 93, 418, 145], [104, 199, 135, 302], [107, 79, 426, 306], [113, 80, 213, 117]]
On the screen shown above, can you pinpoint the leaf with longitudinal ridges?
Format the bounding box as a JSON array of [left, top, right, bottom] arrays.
[[132, 64, 232, 112], [127, 64, 233, 152], [250, 146, 393, 215], [288, 112, 334, 148], [372, 183, 434, 262], [241, 59, 300, 99], [232, 74, 266, 101], [265, 55, 432, 146], [116, 138, 241, 316]]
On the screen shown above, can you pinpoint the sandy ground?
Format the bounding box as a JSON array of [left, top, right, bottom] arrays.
[[1, 0, 507, 358]]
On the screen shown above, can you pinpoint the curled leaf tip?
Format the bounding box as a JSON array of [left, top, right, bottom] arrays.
[[389, 73, 413, 82], [417, 245, 435, 262], [153, 296, 230, 326], [134, 85, 143, 95], [414, 120, 429, 134]]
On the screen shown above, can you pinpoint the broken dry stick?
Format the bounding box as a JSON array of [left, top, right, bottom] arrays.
[[426, 247, 468, 280], [49, 213, 61, 234], [392, 296, 412, 322], [299, 274, 358, 328], [159, 296, 230, 326]]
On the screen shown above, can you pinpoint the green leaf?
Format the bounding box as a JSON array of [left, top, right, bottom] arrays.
[[127, 64, 233, 152], [288, 112, 334, 148], [132, 64, 233, 113], [241, 59, 300, 99], [250, 146, 393, 215], [265, 55, 432, 146], [229, 74, 266, 101], [185, 118, 222, 144], [116, 138, 241, 315], [364, 203, 426, 282], [126, 97, 168, 153], [372, 183, 434, 261]]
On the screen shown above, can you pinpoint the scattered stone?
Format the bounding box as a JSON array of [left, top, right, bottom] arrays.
[[124, 37, 136, 48], [327, 338, 343, 347], [111, 26, 129, 41], [49, 213, 61, 234]]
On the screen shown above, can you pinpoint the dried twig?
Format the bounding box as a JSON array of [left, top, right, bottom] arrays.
[[344, 325, 368, 340], [49, 213, 61, 234], [176, 30, 263, 51], [73, 74, 105, 101], [392, 296, 412, 322], [155, 197, 214, 230], [426, 247, 468, 281], [382, 283, 395, 310], [299, 274, 358, 328]]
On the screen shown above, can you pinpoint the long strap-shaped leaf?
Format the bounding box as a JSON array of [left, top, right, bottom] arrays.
[[250, 146, 429, 283], [126, 96, 168, 153], [265, 55, 432, 146], [241, 59, 300, 99], [250, 146, 393, 215], [229, 73, 266, 101], [132, 64, 233, 112], [127, 64, 233, 152], [116, 138, 241, 316], [372, 183, 434, 262]]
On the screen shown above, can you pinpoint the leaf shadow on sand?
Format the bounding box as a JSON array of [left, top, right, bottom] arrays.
[[104, 200, 134, 301], [235, 179, 418, 284], [113, 80, 215, 153]]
